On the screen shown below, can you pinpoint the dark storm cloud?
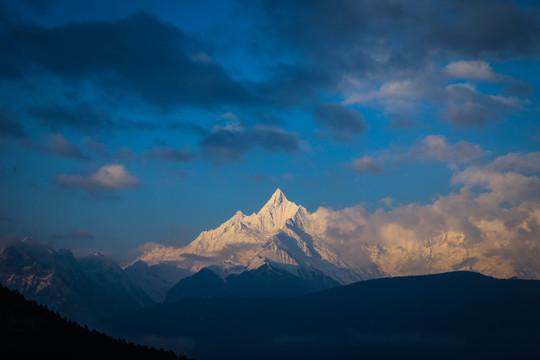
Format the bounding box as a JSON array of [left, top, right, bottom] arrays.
[[244, 0, 540, 112], [28, 102, 208, 134], [0, 13, 252, 109], [142, 146, 197, 163], [28, 103, 113, 131], [428, 0, 540, 57], [313, 103, 366, 141], [441, 83, 519, 128], [119, 119, 207, 134], [250, 126, 299, 152], [255, 64, 334, 107], [200, 124, 299, 162], [201, 127, 250, 161], [256, 0, 540, 62]]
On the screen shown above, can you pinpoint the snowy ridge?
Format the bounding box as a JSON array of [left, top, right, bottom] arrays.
[[136, 189, 380, 284], [0, 238, 155, 322]]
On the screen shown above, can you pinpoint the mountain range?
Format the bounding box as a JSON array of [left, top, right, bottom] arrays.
[[1, 188, 539, 323], [135, 188, 540, 288], [0, 238, 155, 324], [134, 189, 381, 290]]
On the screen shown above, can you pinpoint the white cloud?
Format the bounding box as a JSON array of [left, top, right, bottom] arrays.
[[323, 152, 540, 279], [348, 135, 485, 174], [444, 60, 497, 80], [378, 80, 423, 98], [349, 155, 383, 173], [444, 82, 478, 98], [453, 166, 540, 205], [343, 62, 526, 129], [409, 135, 485, 164], [344, 79, 428, 105], [486, 152, 540, 173], [55, 164, 138, 191]]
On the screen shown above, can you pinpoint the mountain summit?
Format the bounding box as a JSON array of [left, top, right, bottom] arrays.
[[263, 188, 288, 208], [260, 188, 292, 213], [257, 188, 301, 231], [135, 189, 381, 285]]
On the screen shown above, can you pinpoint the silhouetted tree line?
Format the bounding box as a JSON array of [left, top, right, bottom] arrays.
[[0, 285, 191, 360]]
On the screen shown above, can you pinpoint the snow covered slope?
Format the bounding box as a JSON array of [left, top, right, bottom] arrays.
[[136, 189, 381, 284], [0, 238, 154, 323]]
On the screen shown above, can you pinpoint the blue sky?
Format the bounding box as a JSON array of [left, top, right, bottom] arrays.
[[0, 0, 539, 256]]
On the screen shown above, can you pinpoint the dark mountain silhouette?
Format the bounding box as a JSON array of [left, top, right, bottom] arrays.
[[222, 264, 338, 297], [164, 264, 339, 302], [0, 284, 190, 360], [165, 267, 225, 301], [108, 271, 540, 360]]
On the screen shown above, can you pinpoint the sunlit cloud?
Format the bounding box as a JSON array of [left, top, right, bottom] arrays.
[[55, 164, 138, 191], [349, 135, 486, 173], [409, 135, 485, 164], [319, 152, 540, 279]]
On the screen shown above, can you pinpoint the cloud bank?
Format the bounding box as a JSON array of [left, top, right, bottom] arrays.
[[0, 13, 252, 110], [318, 152, 540, 279], [349, 135, 486, 173]]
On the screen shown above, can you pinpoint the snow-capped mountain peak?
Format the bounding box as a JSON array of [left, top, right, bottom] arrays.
[[257, 188, 300, 232], [260, 188, 288, 211], [135, 189, 381, 284]]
